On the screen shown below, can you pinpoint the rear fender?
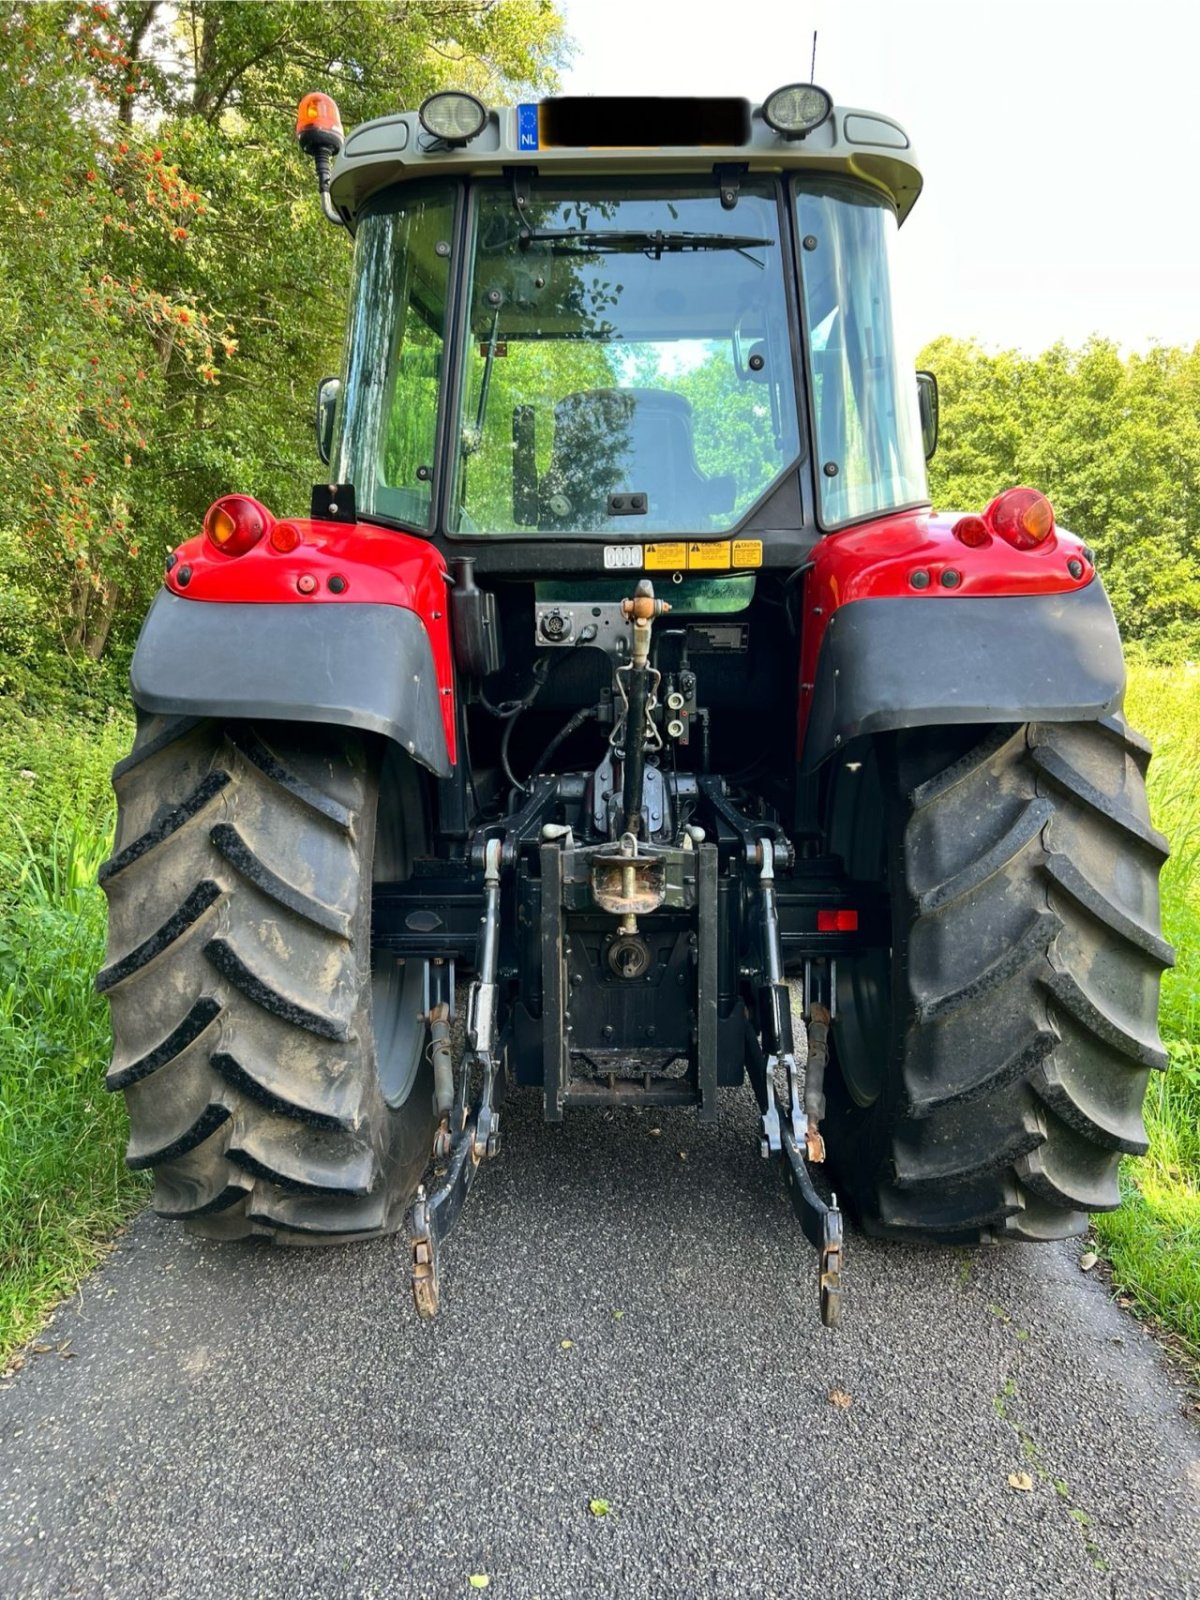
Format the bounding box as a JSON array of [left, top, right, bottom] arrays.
[[132, 518, 455, 777], [800, 510, 1124, 771]]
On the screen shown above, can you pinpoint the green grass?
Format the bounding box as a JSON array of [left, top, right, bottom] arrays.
[[0, 709, 145, 1369], [1092, 663, 1200, 1361]]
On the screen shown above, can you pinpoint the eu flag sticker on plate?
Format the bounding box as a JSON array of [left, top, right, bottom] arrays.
[[517, 104, 539, 151]]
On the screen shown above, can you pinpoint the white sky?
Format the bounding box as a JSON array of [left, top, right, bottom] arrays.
[[556, 0, 1199, 354]]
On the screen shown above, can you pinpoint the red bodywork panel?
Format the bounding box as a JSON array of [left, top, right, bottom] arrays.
[[798, 508, 1095, 741], [166, 517, 457, 763], [166, 502, 1094, 777]]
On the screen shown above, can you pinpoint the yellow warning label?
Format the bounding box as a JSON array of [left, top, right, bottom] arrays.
[[687, 540, 732, 570], [645, 542, 688, 570], [731, 539, 763, 568]]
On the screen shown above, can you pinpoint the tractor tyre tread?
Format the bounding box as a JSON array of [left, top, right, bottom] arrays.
[[826, 716, 1170, 1244], [100, 717, 432, 1243]]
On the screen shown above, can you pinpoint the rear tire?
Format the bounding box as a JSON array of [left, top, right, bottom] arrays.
[[823, 716, 1172, 1242], [98, 715, 436, 1243]]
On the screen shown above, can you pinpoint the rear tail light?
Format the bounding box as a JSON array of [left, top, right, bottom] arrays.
[[953, 515, 990, 548], [984, 487, 1055, 550], [270, 521, 303, 553], [817, 909, 858, 932], [203, 494, 272, 557]]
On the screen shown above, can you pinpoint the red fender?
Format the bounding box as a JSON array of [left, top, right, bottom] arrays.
[[167, 517, 456, 762]]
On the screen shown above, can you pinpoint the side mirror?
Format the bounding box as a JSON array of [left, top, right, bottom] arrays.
[[316, 375, 341, 466], [917, 370, 939, 461]]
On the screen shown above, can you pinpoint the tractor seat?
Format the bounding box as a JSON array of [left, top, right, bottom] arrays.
[[541, 388, 736, 530]]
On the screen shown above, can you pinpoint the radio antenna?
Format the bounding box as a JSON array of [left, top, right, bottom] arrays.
[[810, 29, 818, 82]]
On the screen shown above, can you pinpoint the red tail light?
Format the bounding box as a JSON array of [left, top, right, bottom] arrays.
[[984, 487, 1055, 551], [270, 520, 303, 553], [203, 494, 272, 557], [817, 909, 858, 932], [953, 515, 990, 548]]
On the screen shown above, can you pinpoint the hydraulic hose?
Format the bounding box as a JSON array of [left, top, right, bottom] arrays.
[[485, 657, 553, 795], [499, 710, 523, 793], [528, 704, 599, 783]]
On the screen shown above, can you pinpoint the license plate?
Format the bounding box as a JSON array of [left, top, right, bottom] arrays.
[[603, 545, 644, 570]]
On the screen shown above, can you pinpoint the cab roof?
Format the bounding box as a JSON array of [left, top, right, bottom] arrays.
[[327, 94, 923, 227]]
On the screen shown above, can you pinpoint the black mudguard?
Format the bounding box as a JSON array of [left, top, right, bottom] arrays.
[[803, 580, 1124, 771], [129, 591, 452, 777]]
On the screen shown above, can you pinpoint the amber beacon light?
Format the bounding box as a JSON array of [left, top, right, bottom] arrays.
[[295, 92, 344, 154], [295, 92, 346, 226]]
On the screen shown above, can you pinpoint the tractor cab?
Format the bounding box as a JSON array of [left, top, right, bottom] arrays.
[[317, 90, 929, 551]]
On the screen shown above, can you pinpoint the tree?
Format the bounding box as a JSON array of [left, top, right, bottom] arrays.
[[0, 0, 566, 668]]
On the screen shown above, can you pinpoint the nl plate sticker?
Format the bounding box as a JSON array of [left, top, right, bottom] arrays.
[[517, 104, 540, 151], [603, 544, 644, 570]]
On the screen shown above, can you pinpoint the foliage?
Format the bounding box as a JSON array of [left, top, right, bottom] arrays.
[[921, 336, 1200, 656], [0, 693, 130, 863], [0, 0, 566, 667], [0, 717, 145, 1368]]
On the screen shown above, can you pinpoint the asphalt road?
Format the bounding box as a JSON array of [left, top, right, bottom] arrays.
[[1, 1085, 1197, 1600]]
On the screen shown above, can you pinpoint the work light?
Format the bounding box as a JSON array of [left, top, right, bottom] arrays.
[[419, 91, 487, 146], [762, 83, 832, 138]]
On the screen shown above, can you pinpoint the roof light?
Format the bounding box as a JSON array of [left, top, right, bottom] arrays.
[[295, 92, 344, 156], [762, 83, 832, 139], [984, 487, 1055, 551], [419, 90, 487, 146], [204, 494, 272, 557]]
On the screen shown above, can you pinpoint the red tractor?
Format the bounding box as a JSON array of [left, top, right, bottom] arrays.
[[99, 85, 1170, 1324]]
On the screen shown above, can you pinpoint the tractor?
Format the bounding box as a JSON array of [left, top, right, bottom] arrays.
[[98, 85, 1171, 1324]]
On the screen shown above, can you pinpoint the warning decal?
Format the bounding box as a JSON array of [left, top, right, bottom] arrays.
[[634, 539, 766, 572], [687, 540, 732, 570]]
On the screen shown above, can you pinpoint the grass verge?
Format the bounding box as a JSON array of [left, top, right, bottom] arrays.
[[1092, 662, 1200, 1366], [0, 708, 146, 1370]]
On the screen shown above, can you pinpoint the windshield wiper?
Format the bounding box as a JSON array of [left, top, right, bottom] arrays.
[[517, 226, 772, 266]]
